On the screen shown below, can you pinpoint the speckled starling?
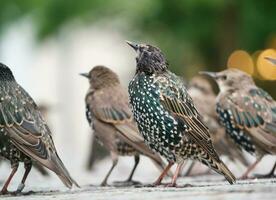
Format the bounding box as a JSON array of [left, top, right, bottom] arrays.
[[201, 69, 276, 178], [265, 56, 276, 65], [188, 76, 249, 168], [81, 65, 167, 186], [127, 41, 236, 186], [0, 63, 79, 194]]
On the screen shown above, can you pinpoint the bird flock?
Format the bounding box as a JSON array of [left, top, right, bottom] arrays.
[[0, 41, 275, 195]]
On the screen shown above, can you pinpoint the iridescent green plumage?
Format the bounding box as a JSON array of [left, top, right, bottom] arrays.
[[128, 42, 236, 185]]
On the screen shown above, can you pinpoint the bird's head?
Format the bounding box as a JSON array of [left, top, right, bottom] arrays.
[[200, 68, 254, 92], [0, 63, 15, 81], [126, 41, 168, 75], [189, 76, 214, 96], [80, 65, 120, 90]]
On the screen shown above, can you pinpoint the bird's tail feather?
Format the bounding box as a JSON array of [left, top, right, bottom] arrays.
[[211, 160, 236, 184], [200, 152, 236, 184], [50, 153, 80, 188], [10, 138, 80, 188]]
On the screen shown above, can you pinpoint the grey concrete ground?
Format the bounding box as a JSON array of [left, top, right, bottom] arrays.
[[1, 176, 275, 200], [1, 155, 276, 200]]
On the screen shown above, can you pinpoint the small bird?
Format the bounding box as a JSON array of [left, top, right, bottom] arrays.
[[81, 65, 167, 186], [188, 76, 249, 168], [264, 56, 276, 65], [0, 63, 79, 194], [201, 68, 276, 179], [127, 41, 236, 186]]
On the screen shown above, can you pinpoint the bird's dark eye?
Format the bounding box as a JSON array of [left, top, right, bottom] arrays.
[[221, 75, 227, 80]]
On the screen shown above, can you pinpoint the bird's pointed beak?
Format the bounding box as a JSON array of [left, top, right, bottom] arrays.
[[126, 40, 139, 51], [79, 73, 89, 78], [264, 56, 276, 65], [199, 71, 218, 79]]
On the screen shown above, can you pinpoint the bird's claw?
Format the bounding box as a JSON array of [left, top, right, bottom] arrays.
[[164, 183, 177, 187], [100, 182, 109, 187], [16, 183, 25, 193], [112, 180, 142, 187], [0, 190, 21, 196], [238, 175, 255, 180], [0, 190, 9, 195]]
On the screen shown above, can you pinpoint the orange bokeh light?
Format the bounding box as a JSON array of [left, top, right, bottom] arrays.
[[256, 49, 276, 80], [227, 50, 254, 75]]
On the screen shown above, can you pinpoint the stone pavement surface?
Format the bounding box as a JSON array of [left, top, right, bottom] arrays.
[[1, 176, 275, 200]]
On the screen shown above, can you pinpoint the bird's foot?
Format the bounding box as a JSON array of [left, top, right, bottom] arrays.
[[254, 173, 276, 179], [113, 180, 142, 187], [238, 175, 256, 180], [164, 183, 177, 187], [100, 182, 110, 187], [0, 190, 9, 195], [164, 183, 193, 188], [16, 183, 25, 193], [0, 190, 22, 196]]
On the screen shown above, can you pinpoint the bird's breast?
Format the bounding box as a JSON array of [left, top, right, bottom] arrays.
[[129, 75, 180, 161]]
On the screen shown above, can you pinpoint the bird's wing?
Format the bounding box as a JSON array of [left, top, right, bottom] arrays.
[[220, 88, 276, 151], [0, 84, 48, 155], [158, 72, 220, 161], [87, 85, 169, 173], [88, 86, 144, 143], [0, 83, 78, 188]]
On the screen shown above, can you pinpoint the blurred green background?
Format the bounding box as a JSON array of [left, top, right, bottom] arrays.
[[0, 0, 275, 92]]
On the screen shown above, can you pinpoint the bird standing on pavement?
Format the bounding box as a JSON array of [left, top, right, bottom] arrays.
[[127, 41, 236, 186], [201, 69, 276, 178], [188, 76, 249, 168], [0, 63, 79, 194], [81, 65, 167, 186]]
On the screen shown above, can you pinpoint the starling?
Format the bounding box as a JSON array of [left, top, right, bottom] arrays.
[[127, 41, 236, 186], [0, 63, 79, 194], [264, 56, 276, 65], [188, 76, 249, 168], [81, 65, 167, 186], [201, 69, 276, 178]]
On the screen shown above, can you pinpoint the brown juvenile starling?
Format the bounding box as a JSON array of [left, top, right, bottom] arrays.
[[127, 41, 236, 186], [0, 63, 79, 194], [188, 76, 249, 167], [201, 68, 276, 178], [81, 65, 167, 186]]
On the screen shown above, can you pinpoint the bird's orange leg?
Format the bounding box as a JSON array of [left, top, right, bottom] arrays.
[[0, 164, 18, 195], [153, 162, 174, 186], [240, 158, 261, 180], [166, 163, 183, 187]]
